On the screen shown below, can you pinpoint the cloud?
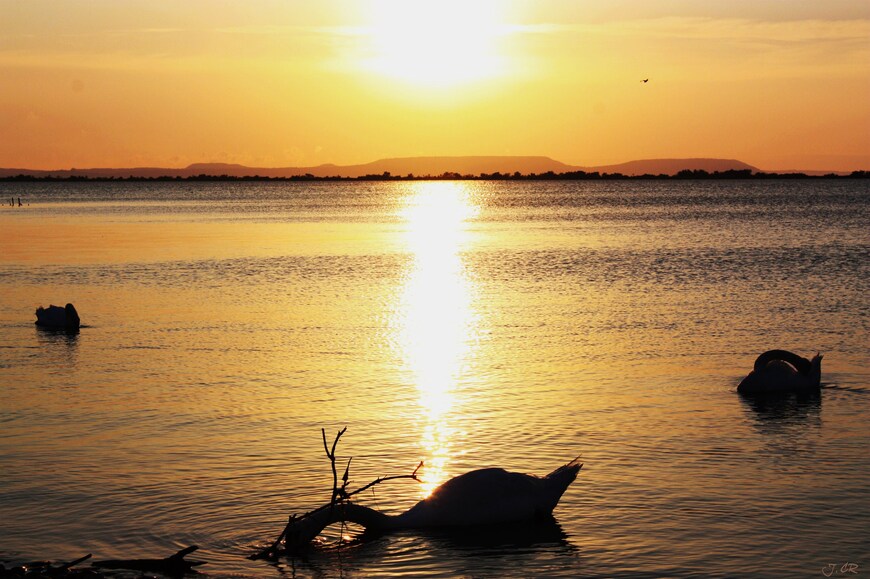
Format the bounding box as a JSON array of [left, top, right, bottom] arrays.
[[537, 17, 870, 45]]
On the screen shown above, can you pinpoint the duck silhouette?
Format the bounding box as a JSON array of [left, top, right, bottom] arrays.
[[738, 350, 822, 394], [283, 459, 582, 550]]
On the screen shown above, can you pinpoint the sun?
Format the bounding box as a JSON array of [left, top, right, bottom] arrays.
[[365, 0, 505, 87]]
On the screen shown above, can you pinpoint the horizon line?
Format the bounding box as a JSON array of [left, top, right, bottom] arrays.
[[3, 154, 867, 176]]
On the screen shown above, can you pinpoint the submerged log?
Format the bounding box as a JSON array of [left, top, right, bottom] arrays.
[[0, 554, 93, 578], [92, 546, 204, 575]]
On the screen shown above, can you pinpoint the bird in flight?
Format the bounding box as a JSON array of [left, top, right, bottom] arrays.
[[641, 78, 649, 83]]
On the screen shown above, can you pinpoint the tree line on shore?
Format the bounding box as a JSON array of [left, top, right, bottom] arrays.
[[2, 169, 867, 182]]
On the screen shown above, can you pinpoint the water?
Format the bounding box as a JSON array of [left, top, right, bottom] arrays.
[[0, 180, 868, 578]]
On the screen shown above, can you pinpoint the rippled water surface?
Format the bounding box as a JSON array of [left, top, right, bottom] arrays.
[[1, 180, 868, 577]]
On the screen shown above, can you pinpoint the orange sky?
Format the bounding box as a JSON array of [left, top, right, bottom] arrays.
[[1, 1, 868, 171]]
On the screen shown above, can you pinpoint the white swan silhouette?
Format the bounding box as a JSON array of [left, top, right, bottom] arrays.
[[35, 303, 80, 330], [283, 459, 582, 550], [738, 350, 822, 394]]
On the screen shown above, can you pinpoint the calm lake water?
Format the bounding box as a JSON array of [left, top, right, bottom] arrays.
[[1, 180, 868, 578]]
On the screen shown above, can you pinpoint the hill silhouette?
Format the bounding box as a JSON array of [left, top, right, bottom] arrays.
[[578, 158, 758, 176]]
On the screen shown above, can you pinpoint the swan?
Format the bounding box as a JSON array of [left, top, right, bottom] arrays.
[[281, 459, 582, 551], [35, 303, 80, 330], [738, 350, 822, 394]]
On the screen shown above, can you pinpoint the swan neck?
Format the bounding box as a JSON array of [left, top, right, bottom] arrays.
[[330, 502, 396, 530], [283, 502, 397, 552]]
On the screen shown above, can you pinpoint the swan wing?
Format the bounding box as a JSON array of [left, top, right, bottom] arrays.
[[35, 305, 67, 327]]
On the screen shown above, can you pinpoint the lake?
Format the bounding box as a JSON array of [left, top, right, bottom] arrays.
[[1, 179, 868, 578]]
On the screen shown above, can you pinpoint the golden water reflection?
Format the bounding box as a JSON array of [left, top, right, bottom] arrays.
[[397, 182, 479, 496]]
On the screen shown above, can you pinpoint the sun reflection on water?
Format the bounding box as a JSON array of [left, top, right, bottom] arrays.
[[397, 182, 479, 497]]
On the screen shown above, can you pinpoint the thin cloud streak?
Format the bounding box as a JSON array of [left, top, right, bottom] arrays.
[[522, 17, 870, 44]]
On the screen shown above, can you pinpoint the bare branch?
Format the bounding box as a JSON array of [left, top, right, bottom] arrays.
[[340, 457, 352, 500], [331, 427, 346, 457], [323, 427, 347, 527], [344, 468, 422, 500]]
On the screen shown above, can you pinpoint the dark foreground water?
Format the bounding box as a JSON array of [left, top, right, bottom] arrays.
[[0, 180, 868, 578]]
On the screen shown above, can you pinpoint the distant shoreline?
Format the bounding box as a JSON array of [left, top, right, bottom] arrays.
[[1, 169, 868, 182]]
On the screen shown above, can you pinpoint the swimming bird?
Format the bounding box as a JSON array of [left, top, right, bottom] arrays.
[[737, 350, 822, 394], [282, 459, 582, 551], [35, 303, 80, 330]]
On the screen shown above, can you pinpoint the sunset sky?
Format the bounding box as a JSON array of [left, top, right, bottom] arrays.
[[1, 0, 868, 171]]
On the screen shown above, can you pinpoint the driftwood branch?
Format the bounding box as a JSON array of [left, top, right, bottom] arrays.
[[92, 545, 204, 576], [58, 553, 93, 571], [251, 428, 423, 560]]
